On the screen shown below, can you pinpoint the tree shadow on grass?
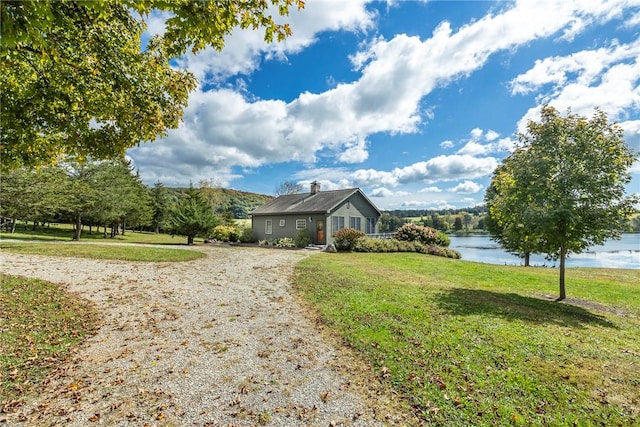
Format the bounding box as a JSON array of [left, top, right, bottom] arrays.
[[435, 288, 617, 329]]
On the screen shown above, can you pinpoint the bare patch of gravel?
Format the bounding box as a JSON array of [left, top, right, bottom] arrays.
[[0, 245, 389, 426]]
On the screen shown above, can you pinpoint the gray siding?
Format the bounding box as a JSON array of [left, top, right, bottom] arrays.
[[251, 189, 380, 247], [252, 214, 314, 242], [327, 193, 379, 245]]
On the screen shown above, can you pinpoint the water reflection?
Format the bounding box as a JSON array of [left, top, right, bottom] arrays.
[[449, 233, 640, 269]]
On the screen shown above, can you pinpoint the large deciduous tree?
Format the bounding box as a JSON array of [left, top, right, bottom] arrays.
[[1, 0, 303, 168], [486, 106, 638, 300], [485, 153, 542, 267]]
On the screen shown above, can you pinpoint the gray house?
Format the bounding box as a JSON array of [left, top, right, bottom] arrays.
[[250, 181, 381, 246]]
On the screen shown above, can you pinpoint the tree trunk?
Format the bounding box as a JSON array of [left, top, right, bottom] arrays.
[[121, 220, 126, 236], [11, 218, 16, 233], [73, 214, 82, 241], [557, 247, 567, 301], [524, 251, 530, 267], [187, 235, 194, 245], [154, 223, 160, 234]]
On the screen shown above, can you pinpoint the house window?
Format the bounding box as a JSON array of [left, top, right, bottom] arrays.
[[332, 216, 345, 233], [279, 219, 286, 227], [265, 219, 272, 235], [296, 219, 306, 230], [366, 217, 376, 234], [349, 216, 361, 231]]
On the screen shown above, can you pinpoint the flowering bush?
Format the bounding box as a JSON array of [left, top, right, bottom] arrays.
[[276, 237, 296, 248], [333, 228, 366, 251], [394, 223, 450, 247]]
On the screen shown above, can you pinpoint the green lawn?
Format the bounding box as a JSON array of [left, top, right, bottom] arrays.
[[0, 223, 208, 261], [294, 253, 640, 426], [0, 241, 205, 262], [0, 223, 203, 245], [1, 274, 101, 404]]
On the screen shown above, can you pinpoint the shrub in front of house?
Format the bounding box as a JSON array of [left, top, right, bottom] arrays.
[[276, 237, 296, 248], [354, 237, 422, 253], [294, 229, 312, 248], [394, 223, 450, 247], [238, 226, 257, 243], [353, 237, 461, 259], [333, 228, 366, 251]]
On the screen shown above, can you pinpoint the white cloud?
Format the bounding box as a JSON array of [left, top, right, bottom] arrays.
[[624, 11, 640, 28], [393, 155, 498, 184], [172, 1, 375, 82], [511, 38, 640, 96], [440, 140, 454, 149], [370, 187, 394, 197], [338, 137, 369, 163], [291, 155, 498, 190], [370, 187, 410, 198], [485, 130, 500, 141], [470, 128, 483, 139], [450, 180, 484, 194], [457, 133, 516, 156], [457, 141, 492, 156], [419, 186, 443, 193], [621, 120, 640, 151], [143, 11, 171, 37], [131, 0, 638, 187], [423, 200, 456, 210], [401, 200, 428, 208], [512, 38, 640, 133]]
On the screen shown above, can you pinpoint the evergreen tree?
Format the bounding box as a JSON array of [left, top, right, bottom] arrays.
[[166, 185, 219, 245]]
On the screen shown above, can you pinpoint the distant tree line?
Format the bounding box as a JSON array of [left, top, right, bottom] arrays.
[[378, 209, 488, 233]]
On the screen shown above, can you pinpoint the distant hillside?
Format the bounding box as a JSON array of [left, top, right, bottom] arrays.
[[167, 187, 273, 219]]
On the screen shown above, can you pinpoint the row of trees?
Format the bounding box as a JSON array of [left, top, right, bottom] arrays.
[[0, 159, 229, 244], [1, 160, 153, 239]]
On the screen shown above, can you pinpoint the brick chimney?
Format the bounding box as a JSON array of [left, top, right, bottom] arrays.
[[310, 181, 320, 194]]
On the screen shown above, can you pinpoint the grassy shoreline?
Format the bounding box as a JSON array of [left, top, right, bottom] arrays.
[[294, 252, 640, 426]]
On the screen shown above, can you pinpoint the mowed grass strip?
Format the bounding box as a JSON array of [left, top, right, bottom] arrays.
[[0, 223, 203, 245], [294, 253, 640, 426], [0, 242, 205, 262], [1, 274, 101, 405]]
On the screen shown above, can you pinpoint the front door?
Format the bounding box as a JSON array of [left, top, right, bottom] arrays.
[[316, 220, 324, 244]]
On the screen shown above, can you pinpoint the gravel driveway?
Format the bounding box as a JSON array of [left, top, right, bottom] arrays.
[[1, 245, 390, 426]]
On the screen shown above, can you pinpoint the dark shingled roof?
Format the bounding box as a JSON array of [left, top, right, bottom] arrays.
[[251, 189, 361, 215]]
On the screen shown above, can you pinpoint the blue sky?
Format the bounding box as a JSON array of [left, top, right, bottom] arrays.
[[128, 0, 640, 210]]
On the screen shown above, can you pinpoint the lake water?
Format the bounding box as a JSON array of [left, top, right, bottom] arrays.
[[449, 233, 640, 269]]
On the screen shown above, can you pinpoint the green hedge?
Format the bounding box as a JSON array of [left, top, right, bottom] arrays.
[[354, 237, 460, 259]]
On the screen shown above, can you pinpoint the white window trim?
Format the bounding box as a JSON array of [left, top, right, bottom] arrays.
[[350, 216, 361, 231], [279, 219, 286, 227], [332, 216, 345, 233], [366, 217, 376, 234], [265, 219, 273, 235], [296, 219, 306, 230]]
